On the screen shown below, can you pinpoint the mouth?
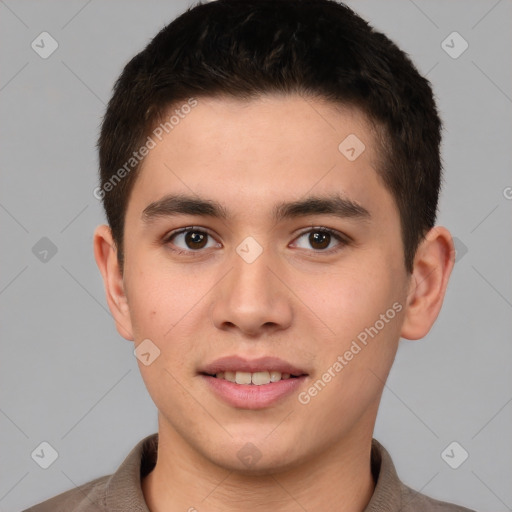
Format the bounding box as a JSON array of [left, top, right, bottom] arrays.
[[199, 355, 309, 383], [200, 370, 303, 385], [199, 355, 309, 409]]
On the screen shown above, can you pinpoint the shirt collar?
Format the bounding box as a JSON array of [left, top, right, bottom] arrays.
[[105, 434, 402, 511], [364, 438, 403, 511], [105, 433, 157, 512]]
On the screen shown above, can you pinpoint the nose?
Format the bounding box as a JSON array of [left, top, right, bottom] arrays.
[[210, 246, 293, 337]]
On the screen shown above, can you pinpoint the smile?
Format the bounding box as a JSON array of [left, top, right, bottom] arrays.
[[209, 370, 298, 385]]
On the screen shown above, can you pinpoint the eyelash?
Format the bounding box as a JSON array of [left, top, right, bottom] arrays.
[[162, 226, 350, 257]]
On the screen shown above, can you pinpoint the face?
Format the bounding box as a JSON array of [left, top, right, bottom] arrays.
[[115, 94, 412, 472]]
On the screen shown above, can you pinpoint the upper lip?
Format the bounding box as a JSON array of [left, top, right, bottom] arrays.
[[200, 356, 308, 376]]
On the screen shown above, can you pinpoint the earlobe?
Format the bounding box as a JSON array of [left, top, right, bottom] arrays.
[[93, 224, 134, 341], [400, 226, 455, 340]]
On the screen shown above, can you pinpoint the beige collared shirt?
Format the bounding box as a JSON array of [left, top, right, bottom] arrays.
[[23, 433, 476, 512]]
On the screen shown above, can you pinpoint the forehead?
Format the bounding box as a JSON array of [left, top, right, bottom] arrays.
[[129, 94, 394, 222]]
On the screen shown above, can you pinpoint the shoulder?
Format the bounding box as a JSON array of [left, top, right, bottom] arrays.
[[399, 482, 477, 512], [369, 438, 477, 512], [21, 475, 110, 512], [21, 433, 157, 512]]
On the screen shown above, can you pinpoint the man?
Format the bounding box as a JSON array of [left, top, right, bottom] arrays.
[[24, 0, 476, 510]]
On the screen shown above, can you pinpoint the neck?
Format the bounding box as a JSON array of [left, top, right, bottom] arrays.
[[142, 417, 376, 512]]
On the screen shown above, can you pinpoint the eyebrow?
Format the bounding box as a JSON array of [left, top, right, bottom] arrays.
[[141, 193, 370, 224]]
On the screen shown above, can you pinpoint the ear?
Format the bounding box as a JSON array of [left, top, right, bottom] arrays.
[[401, 226, 455, 340], [93, 224, 134, 341]]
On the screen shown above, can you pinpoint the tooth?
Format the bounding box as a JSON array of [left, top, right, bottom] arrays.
[[235, 371, 252, 385], [269, 371, 282, 382], [224, 371, 236, 382], [281, 373, 291, 379], [251, 371, 271, 385], [216, 372, 225, 379]]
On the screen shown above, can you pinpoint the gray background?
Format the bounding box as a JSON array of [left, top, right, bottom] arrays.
[[1, 1, 511, 511]]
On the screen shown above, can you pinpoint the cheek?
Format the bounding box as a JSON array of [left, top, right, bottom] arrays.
[[125, 264, 180, 341], [298, 271, 403, 425], [318, 263, 404, 389], [303, 261, 402, 341], [125, 246, 199, 328], [124, 262, 217, 377]]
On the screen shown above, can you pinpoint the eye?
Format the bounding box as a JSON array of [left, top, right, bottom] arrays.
[[164, 227, 220, 253], [291, 227, 347, 252]]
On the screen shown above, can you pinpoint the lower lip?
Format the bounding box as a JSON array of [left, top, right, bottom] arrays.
[[201, 375, 307, 410]]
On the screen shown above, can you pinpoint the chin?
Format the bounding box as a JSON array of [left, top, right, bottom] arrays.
[[201, 435, 305, 475], [211, 450, 301, 476]]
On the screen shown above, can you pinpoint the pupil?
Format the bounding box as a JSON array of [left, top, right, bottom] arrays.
[[310, 232, 330, 249], [186, 231, 207, 249]]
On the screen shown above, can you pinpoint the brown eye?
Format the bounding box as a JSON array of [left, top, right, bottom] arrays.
[[309, 231, 331, 250], [185, 230, 208, 249], [165, 227, 219, 253], [291, 227, 347, 253]]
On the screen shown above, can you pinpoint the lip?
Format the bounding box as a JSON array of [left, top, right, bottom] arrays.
[[201, 374, 308, 410], [200, 355, 308, 376], [199, 356, 309, 410]]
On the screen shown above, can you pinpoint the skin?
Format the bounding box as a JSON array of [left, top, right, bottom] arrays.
[[94, 94, 454, 512]]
